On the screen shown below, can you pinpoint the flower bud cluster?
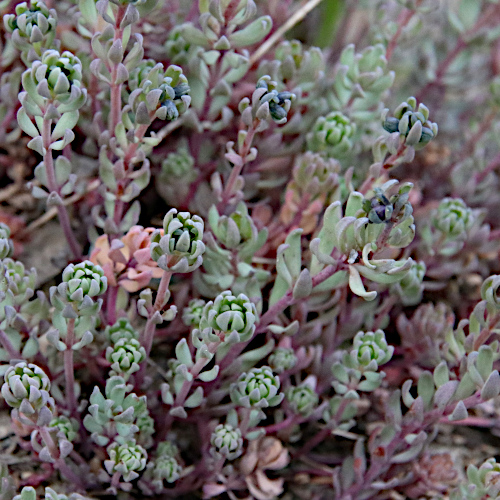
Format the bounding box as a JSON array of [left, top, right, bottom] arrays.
[[128, 61, 190, 123], [256, 76, 295, 124], [311, 181, 415, 300], [383, 96, 438, 149]]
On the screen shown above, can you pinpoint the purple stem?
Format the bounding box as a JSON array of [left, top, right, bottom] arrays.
[[264, 414, 303, 434], [42, 116, 81, 260], [0, 329, 20, 359], [38, 426, 84, 488], [106, 285, 119, 325]]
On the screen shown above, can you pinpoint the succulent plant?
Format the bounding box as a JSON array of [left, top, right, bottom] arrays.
[[49, 415, 79, 442], [106, 318, 139, 344], [1, 0, 500, 498], [0, 223, 14, 259], [1, 362, 52, 414], [210, 423, 243, 460], [58, 261, 108, 303], [350, 330, 394, 371], [286, 377, 319, 417], [433, 197, 474, 236], [200, 290, 257, 343], [230, 366, 284, 409], [128, 61, 190, 122], [104, 440, 148, 482], [382, 96, 438, 149], [150, 209, 205, 273], [269, 348, 298, 374], [182, 298, 206, 327], [4, 0, 58, 58], [106, 338, 146, 379], [307, 111, 356, 156]]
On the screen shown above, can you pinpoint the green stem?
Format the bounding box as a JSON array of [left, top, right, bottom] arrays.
[[64, 317, 77, 415]]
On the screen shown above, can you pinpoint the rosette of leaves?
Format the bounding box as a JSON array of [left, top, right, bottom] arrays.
[[306, 111, 356, 157], [382, 96, 438, 149], [429, 197, 479, 256], [0, 223, 14, 259], [197, 202, 269, 299], [150, 209, 205, 273], [105, 318, 139, 344], [230, 366, 284, 409], [286, 376, 319, 417], [0, 258, 36, 307], [258, 40, 325, 114], [128, 60, 190, 124], [104, 439, 147, 483], [106, 338, 146, 380], [1, 361, 53, 416], [290, 152, 340, 200], [329, 44, 394, 121], [18, 49, 87, 157], [156, 144, 197, 206], [13, 486, 91, 500], [280, 152, 340, 234], [182, 298, 206, 327], [141, 441, 182, 493], [4, 0, 58, 61], [0, 68, 23, 144], [310, 180, 415, 300], [391, 260, 426, 306], [199, 290, 257, 344], [208, 202, 268, 257], [164, 26, 192, 66], [332, 330, 394, 397], [56, 261, 107, 304], [210, 423, 243, 460], [83, 376, 152, 446], [269, 347, 297, 374], [176, 1, 272, 112], [451, 457, 500, 499], [49, 415, 78, 443]]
